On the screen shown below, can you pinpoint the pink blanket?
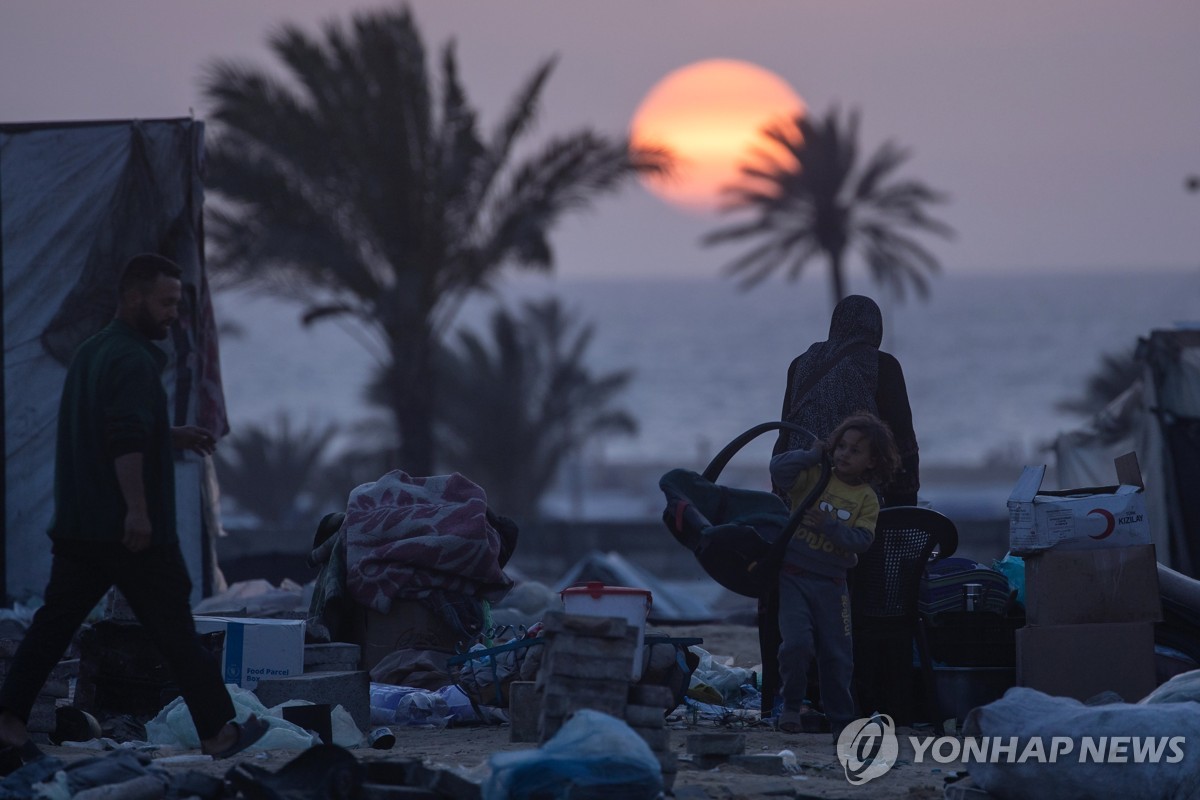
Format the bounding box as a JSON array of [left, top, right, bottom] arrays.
[[344, 471, 514, 614]]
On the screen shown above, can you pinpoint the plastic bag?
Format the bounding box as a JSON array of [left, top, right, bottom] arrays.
[[991, 553, 1026, 607], [370, 683, 478, 727], [145, 684, 311, 752], [688, 647, 754, 705], [484, 710, 661, 800]]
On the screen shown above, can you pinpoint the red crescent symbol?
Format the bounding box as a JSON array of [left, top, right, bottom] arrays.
[[1088, 508, 1116, 539]]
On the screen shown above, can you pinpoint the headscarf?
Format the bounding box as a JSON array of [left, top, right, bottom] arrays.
[[778, 295, 882, 451]]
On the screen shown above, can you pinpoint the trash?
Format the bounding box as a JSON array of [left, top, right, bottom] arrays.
[[485, 709, 662, 800], [688, 647, 754, 705], [367, 683, 473, 731], [367, 727, 395, 750], [145, 685, 312, 752]]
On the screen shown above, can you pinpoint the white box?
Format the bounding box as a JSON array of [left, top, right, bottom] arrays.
[[193, 616, 305, 689], [1007, 454, 1149, 555]]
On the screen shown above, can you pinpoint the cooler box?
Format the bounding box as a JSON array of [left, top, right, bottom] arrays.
[[560, 582, 652, 680]]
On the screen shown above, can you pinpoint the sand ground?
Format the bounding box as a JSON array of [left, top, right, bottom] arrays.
[[33, 622, 965, 798]]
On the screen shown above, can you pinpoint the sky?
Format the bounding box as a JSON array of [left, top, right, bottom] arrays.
[[2, 0, 1198, 285]]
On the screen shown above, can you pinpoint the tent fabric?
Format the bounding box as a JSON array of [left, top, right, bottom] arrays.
[[1055, 330, 1200, 575], [0, 118, 227, 600]]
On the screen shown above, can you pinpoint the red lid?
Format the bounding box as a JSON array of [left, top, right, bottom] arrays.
[[561, 580, 652, 604]]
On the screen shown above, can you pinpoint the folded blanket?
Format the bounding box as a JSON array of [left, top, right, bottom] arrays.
[[345, 471, 514, 614]]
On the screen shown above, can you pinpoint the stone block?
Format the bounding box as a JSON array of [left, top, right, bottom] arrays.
[[508, 681, 539, 743], [728, 754, 785, 775], [540, 651, 632, 682], [541, 612, 632, 640], [535, 671, 629, 698], [624, 703, 665, 727], [628, 684, 676, 709], [686, 732, 746, 756], [254, 670, 370, 731], [541, 687, 627, 718], [631, 725, 669, 751], [304, 642, 361, 671]]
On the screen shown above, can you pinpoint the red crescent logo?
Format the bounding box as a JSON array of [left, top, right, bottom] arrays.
[[1088, 508, 1116, 539]]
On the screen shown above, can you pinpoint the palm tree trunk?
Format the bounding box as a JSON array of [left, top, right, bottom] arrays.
[[829, 250, 847, 307], [389, 334, 436, 476]]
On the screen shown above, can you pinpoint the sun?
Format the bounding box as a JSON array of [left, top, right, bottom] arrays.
[[630, 59, 806, 213]]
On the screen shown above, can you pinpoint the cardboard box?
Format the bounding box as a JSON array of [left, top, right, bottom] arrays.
[[1024, 543, 1162, 626], [360, 602, 459, 672], [193, 616, 305, 689], [1008, 454, 1150, 554], [1015, 621, 1156, 702]]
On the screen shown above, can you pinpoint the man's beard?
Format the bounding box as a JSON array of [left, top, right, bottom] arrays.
[[134, 306, 171, 340]]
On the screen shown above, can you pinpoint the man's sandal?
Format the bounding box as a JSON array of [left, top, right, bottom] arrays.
[[207, 714, 270, 760]]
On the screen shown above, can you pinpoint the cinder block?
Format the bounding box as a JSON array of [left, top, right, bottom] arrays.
[[686, 732, 746, 756], [543, 633, 636, 659], [540, 652, 632, 682], [304, 642, 361, 671], [628, 684, 675, 709], [537, 673, 628, 699], [254, 670, 370, 731], [631, 726, 669, 751], [729, 754, 785, 775], [541, 688, 627, 718], [624, 703, 665, 727], [541, 612, 632, 640], [508, 682, 539, 743]]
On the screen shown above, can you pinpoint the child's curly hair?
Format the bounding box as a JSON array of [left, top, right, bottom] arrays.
[[828, 411, 900, 486]]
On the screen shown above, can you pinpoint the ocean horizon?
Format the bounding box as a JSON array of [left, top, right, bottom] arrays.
[[216, 266, 1199, 469]]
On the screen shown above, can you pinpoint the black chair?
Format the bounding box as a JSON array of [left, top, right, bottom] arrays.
[[851, 506, 958, 733]]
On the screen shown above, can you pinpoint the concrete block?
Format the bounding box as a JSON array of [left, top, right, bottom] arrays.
[[624, 703, 665, 727], [544, 632, 636, 659], [535, 672, 629, 699], [542, 612, 632, 640], [728, 754, 785, 775], [631, 726, 669, 751], [686, 732, 746, 756], [628, 684, 676, 709], [304, 642, 361, 671], [254, 669, 370, 731], [541, 652, 632, 682], [508, 681, 539, 743], [541, 688, 627, 718]]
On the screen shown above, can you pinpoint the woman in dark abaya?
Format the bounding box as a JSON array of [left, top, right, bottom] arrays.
[[762, 294, 920, 724], [774, 294, 919, 505]]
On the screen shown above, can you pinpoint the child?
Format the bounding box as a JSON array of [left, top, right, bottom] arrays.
[[768, 411, 899, 737]]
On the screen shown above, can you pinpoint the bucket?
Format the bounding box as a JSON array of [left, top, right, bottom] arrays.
[[560, 582, 652, 680]]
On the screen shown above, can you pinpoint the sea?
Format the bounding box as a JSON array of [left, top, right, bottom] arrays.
[[213, 268, 1200, 519]]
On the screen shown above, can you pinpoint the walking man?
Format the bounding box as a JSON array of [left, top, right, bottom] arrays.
[[0, 254, 265, 763]]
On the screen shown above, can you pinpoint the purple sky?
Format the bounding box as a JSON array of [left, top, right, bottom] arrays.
[[2, 0, 1198, 283]]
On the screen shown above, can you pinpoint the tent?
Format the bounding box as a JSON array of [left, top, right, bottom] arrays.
[[1, 118, 228, 603], [1055, 329, 1200, 576]]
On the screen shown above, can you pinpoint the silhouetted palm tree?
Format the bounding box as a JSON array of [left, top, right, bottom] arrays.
[[1057, 348, 1143, 418], [201, 5, 663, 474], [431, 298, 637, 520], [703, 106, 953, 308], [215, 414, 338, 526]]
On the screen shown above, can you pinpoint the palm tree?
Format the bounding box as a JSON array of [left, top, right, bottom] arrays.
[[430, 298, 636, 520], [1057, 348, 1143, 418], [703, 106, 953, 308], [200, 5, 663, 475], [214, 414, 338, 526]]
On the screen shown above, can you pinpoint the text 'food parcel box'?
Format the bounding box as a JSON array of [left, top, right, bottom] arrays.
[[193, 616, 305, 689], [1023, 543, 1162, 626], [1007, 454, 1149, 555]]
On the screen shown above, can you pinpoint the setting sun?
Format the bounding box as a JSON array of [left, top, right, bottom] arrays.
[[630, 59, 806, 213]]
